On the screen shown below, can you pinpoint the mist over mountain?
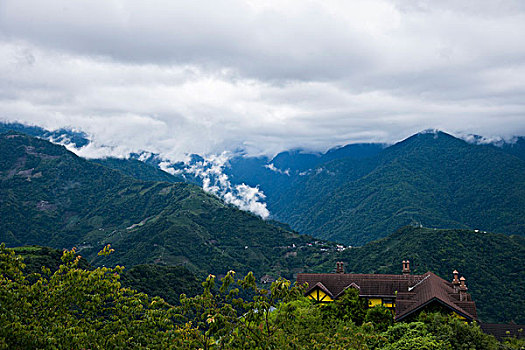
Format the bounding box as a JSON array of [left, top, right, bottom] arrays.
[[0, 132, 339, 278], [2, 122, 525, 247], [262, 131, 525, 245]]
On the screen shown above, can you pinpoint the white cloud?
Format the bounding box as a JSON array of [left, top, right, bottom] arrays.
[[160, 153, 270, 219], [265, 163, 290, 176], [0, 0, 524, 162]]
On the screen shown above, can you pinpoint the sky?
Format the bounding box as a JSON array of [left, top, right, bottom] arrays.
[[1, 0, 525, 161]]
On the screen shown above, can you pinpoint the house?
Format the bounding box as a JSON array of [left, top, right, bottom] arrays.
[[296, 260, 478, 322]]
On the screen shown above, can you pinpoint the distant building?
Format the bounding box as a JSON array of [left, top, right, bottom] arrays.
[[296, 260, 478, 322], [260, 274, 276, 284]]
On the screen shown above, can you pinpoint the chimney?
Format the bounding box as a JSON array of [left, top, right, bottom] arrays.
[[459, 276, 468, 301], [452, 270, 460, 292], [336, 261, 344, 274], [402, 260, 410, 275]]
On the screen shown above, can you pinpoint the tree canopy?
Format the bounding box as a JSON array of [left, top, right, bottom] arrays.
[[1, 244, 523, 349]]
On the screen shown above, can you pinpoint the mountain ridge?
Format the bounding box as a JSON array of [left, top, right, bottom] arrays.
[[266, 131, 525, 244], [0, 132, 336, 278]]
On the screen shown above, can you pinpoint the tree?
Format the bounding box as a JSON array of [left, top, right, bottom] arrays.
[[322, 287, 368, 325], [365, 305, 394, 332], [0, 243, 179, 349]]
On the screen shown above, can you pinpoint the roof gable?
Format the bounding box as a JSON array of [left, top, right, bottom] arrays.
[[394, 272, 477, 321]]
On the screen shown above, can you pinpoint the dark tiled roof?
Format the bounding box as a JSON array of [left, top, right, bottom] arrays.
[[297, 271, 478, 322], [297, 273, 424, 299], [311, 282, 335, 299], [395, 272, 477, 321], [481, 323, 525, 340]]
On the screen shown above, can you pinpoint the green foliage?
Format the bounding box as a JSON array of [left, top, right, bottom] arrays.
[[0, 243, 179, 349], [365, 306, 394, 332], [322, 288, 368, 325], [379, 322, 447, 350], [1, 245, 522, 349], [176, 271, 308, 349], [13, 244, 203, 306], [418, 312, 501, 350]]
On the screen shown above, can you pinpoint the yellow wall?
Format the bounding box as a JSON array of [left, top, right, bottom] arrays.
[[368, 298, 382, 307], [306, 288, 334, 302], [367, 298, 395, 308], [307, 292, 396, 308]]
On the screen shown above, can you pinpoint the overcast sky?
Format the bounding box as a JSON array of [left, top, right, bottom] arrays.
[[1, 0, 525, 160]]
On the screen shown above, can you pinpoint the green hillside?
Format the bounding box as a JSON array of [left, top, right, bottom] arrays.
[[270, 131, 525, 245], [93, 157, 185, 183], [315, 226, 525, 324], [0, 132, 335, 279]]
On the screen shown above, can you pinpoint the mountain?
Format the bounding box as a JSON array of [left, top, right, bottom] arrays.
[[261, 131, 525, 245], [3, 122, 525, 247], [314, 226, 525, 324], [0, 122, 89, 148], [224, 143, 385, 201], [499, 136, 525, 162], [92, 157, 185, 183], [0, 132, 337, 279]]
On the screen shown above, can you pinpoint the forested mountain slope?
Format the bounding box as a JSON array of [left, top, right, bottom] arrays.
[[268, 131, 525, 245], [0, 132, 335, 278], [92, 157, 184, 183], [14, 226, 525, 324], [2, 123, 524, 248]]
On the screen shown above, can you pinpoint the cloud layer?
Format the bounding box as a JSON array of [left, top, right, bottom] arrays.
[[1, 0, 524, 161]]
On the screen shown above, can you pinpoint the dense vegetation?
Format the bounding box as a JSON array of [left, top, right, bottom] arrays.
[[13, 226, 525, 325], [320, 226, 525, 324], [265, 131, 525, 245], [3, 123, 525, 247], [92, 157, 185, 183], [2, 244, 523, 349], [0, 132, 336, 279], [12, 245, 202, 306], [120, 264, 202, 305]]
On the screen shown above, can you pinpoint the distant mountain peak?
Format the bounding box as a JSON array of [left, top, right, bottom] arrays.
[[418, 128, 442, 135]]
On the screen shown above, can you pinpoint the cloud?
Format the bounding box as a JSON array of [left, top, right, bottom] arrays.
[[160, 153, 270, 219], [223, 184, 270, 219], [0, 0, 524, 162], [265, 163, 290, 176]]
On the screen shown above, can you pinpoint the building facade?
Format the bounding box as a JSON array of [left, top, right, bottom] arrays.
[[296, 261, 478, 322]]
